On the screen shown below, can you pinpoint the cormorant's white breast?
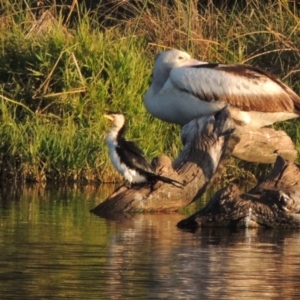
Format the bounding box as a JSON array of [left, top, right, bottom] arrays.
[[144, 49, 300, 129]]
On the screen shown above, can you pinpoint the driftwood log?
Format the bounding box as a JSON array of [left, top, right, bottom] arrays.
[[91, 108, 237, 216], [177, 156, 300, 229], [232, 128, 297, 163], [91, 107, 298, 218]]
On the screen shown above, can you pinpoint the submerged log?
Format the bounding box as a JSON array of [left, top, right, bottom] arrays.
[[177, 156, 300, 229], [91, 108, 237, 216]]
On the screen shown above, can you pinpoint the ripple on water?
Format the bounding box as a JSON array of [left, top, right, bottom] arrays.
[[0, 185, 300, 299]]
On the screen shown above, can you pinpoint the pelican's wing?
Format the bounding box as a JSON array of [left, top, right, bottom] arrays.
[[168, 64, 300, 113]]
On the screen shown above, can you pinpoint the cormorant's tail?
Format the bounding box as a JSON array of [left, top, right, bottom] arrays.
[[155, 175, 184, 188], [142, 171, 184, 188]]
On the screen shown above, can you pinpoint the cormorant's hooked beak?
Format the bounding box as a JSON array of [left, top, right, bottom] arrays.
[[104, 114, 114, 121]]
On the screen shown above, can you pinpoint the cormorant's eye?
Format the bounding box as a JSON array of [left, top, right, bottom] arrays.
[[178, 56, 184, 60]]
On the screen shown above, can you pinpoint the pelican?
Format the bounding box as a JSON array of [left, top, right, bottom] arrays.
[[144, 49, 300, 129], [104, 112, 183, 187]]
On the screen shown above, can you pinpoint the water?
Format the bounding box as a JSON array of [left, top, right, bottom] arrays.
[[1, 184, 300, 299]]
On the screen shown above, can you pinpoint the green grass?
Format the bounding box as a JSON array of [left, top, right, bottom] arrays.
[[0, 0, 299, 183]]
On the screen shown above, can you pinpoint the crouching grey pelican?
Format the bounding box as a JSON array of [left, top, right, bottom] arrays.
[[104, 112, 183, 187], [144, 49, 300, 129]]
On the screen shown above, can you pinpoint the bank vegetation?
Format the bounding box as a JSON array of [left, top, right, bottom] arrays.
[[0, 0, 299, 184]]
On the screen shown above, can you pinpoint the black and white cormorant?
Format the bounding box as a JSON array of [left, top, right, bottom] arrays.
[[104, 112, 182, 187]]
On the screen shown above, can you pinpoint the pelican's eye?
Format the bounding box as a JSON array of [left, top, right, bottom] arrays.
[[178, 56, 184, 60]]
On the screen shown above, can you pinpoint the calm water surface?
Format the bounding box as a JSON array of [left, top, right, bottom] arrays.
[[0, 184, 300, 299]]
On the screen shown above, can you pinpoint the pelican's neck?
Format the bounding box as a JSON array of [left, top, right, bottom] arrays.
[[151, 67, 170, 95]]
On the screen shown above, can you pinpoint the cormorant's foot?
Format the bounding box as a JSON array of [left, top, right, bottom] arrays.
[[144, 181, 156, 197], [125, 181, 149, 190], [150, 182, 155, 192], [125, 181, 132, 188]]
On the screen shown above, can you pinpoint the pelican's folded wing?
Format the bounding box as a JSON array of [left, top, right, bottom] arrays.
[[167, 64, 300, 113]]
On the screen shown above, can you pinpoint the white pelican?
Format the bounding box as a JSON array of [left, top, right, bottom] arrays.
[[144, 49, 300, 129], [104, 112, 183, 187]]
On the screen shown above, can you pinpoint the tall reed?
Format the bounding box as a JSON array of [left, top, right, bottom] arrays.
[[0, 0, 299, 183]]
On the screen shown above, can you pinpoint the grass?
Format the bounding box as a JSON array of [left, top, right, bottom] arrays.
[[0, 0, 299, 184]]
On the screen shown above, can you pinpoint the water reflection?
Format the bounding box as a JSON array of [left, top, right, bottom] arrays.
[[0, 184, 300, 299], [176, 228, 300, 299]]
